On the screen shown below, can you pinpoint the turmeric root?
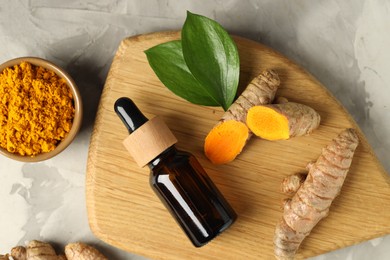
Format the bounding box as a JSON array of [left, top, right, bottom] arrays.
[[246, 102, 320, 141], [65, 242, 107, 260], [281, 173, 307, 196], [274, 128, 359, 260], [9, 241, 67, 260], [25, 240, 60, 260], [204, 69, 280, 164], [4, 240, 106, 260], [10, 246, 26, 260]]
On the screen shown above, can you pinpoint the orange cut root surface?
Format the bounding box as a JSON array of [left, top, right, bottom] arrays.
[[204, 120, 249, 164], [247, 106, 289, 140]]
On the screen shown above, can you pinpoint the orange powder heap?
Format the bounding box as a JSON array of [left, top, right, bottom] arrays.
[[0, 61, 75, 156]]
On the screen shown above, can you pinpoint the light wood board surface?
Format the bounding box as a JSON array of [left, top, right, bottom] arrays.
[[86, 31, 390, 259]]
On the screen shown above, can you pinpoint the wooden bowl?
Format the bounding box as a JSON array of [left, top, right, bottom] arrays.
[[0, 57, 83, 162]]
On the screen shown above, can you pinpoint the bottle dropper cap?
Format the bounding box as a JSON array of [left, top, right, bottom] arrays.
[[114, 97, 178, 167]]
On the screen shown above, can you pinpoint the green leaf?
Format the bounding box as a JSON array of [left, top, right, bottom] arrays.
[[145, 40, 220, 106], [182, 11, 240, 111]]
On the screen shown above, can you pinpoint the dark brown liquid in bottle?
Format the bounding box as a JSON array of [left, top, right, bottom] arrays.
[[115, 97, 237, 247], [149, 146, 237, 247]]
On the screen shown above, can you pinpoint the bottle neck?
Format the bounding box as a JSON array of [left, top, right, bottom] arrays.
[[148, 145, 177, 170]]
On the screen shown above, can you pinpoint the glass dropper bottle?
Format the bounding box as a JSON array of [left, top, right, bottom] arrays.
[[114, 97, 237, 247]]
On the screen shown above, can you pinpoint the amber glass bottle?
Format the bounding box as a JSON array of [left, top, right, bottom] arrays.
[[115, 97, 237, 247]]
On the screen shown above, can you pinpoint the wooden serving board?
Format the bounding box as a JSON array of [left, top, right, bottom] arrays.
[[86, 31, 390, 259]]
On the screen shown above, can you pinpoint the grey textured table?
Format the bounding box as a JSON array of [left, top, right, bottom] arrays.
[[1, 1, 389, 259]]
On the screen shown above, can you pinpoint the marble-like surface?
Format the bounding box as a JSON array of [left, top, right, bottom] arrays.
[[0, 0, 389, 259]]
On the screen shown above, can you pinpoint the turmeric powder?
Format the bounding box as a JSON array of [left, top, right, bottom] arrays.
[[204, 69, 280, 164], [0, 61, 74, 156]]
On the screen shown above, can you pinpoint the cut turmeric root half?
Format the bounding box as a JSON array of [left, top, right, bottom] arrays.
[[204, 69, 281, 164], [205, 120, 249, 164], [247, 102, 321, 141]]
